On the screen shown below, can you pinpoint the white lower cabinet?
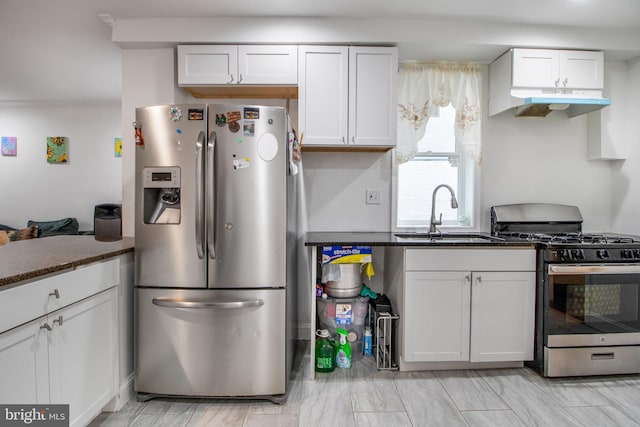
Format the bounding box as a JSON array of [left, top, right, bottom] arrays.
[[404, 271, 470, 362], [0, 258, 122, 427], [50, 289, 117, 426], [0, 289, 116, 427], [398, 248, 535, 365], [469, 271, 535, 362], [0, 318, 49, 403]]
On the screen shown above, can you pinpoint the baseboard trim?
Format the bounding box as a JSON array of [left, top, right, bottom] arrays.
[[102, 373, 135, 412]]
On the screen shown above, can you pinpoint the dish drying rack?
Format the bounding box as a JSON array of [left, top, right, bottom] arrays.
[[368, 305, 399, 370]]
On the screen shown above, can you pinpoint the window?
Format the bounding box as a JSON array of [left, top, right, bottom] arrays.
[[395, 104, 475, 229]]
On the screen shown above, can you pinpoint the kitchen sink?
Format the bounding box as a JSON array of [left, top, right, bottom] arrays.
[[393, 233, 505, 243]]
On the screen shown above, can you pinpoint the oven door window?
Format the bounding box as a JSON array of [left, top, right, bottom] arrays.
[[547, 272, 640, 336]]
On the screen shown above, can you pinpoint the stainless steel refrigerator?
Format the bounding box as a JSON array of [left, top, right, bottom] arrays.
[[134, 103, 296, 402]]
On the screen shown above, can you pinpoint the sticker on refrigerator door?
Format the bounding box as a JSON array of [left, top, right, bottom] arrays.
[[232, 157, 250, 170], [244, 121, 255, 137], [188, 109, 204, 120], [168, 106, 182, 121], [133, 121, 144, 147], [228, 121, 240, 133], [244, 107, 259, 120], [226, 111, 241, 122], [215, 113, 227, 127]]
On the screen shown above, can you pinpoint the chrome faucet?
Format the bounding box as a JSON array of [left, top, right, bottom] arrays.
[[430, 184, 458, 233]]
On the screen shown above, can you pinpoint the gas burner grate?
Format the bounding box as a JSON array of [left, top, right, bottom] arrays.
[[497, 232, 638, 245], [581, 234, 637, 244]]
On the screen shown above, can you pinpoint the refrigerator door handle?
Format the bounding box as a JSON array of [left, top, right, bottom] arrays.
[[207, 131, 216, 259], [152, 297, 265, 309], [195, 131, 205, 259]]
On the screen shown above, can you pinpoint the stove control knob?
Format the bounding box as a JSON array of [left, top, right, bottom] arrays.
[[597, 249, 610, 259], [621, 249, 634, 259], [634, 249, 640, 259], [559, 249, 571, 261], [571, 249, 585, 260]]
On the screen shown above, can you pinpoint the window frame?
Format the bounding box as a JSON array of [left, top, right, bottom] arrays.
[[391, 112, 480, 233]]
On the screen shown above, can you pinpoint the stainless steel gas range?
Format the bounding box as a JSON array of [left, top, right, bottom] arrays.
[[491, 203, 640, 377]]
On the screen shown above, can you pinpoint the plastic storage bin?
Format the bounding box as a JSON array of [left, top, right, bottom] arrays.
[[317, 296, 369, 360]]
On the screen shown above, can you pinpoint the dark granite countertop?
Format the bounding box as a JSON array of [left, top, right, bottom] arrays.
[[304, 231, 537, 248], [0, 235, 134, 289]]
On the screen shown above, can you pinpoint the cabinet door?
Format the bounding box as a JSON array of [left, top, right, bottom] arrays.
[[470, 272, 535, 362], [404, 271, 470, 362], [512, 48, 559, 89], [49, 289, 116, 427], [178, 45, 238, 85], [238, 45, 297, 84], [0, 319, 49, 404], [298, 46, 349, 146], [349, 47, 397, 146], [559, 50, 603, 90]]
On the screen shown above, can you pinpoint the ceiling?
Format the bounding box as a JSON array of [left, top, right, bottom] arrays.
[[1, 0, 639, 105]]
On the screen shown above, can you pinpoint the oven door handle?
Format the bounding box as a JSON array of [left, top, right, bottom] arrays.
[[548, 264, 640, 275]]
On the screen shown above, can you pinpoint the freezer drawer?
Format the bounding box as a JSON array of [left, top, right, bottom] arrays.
[[135, 288, 286, 397]]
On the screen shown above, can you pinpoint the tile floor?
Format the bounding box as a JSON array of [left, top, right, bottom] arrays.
[[89, 341, 640, 427]]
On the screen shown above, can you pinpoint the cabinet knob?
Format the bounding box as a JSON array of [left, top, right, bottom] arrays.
[[40, 323, 52, 331], [554, 78, 560, 87], [238, 74, 243, 84], [476, 276, 482, 284], [465, 275, 471, 283], [563, 78, 568, 87], [53, 315, 64, 326], [49, 289, 60, 299], [227, 75, 234, 84]]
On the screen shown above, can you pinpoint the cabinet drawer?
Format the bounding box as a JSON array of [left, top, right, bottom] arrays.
[[0, 258, 119, 333], [405, 248, 535, 271]]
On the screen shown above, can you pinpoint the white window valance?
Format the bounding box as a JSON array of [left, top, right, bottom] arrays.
[[396, 63, 482, 164]]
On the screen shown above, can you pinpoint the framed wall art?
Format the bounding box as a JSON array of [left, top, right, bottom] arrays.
[[47, 136, 68, 163]]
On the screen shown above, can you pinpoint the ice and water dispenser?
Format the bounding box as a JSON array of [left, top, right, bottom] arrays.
[[142, 166, 181, 224]]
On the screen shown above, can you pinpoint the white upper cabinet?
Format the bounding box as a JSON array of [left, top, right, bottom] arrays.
[[349, 47, 398, 147], [237, 45, 298, 84], [298, 46, 349, 147], [178, 45, 237, 85], [178, 45, 297, 86], [298, 45, 398, 148], [512, 48, 604, 90]]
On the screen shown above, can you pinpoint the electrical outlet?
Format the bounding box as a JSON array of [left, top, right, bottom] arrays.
[[366, 189, 381, 205]]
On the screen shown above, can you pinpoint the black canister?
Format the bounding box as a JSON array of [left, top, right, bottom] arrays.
[[94, 203, 122, 241]]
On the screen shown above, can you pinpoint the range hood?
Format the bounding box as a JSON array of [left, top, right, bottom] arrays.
[[488, 48, 611, 118], [509, 94, 611, 118]]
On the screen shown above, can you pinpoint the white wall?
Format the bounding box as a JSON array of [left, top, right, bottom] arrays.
[[121, 48, 186, 237], [0, 105, 121, 230], [481, 112, 612, 233], [303, 151, 393, 232], [612, 58, 640, 235]]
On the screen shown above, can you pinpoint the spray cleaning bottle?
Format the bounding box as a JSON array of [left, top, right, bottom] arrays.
[[335, 328, 352, 369]]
